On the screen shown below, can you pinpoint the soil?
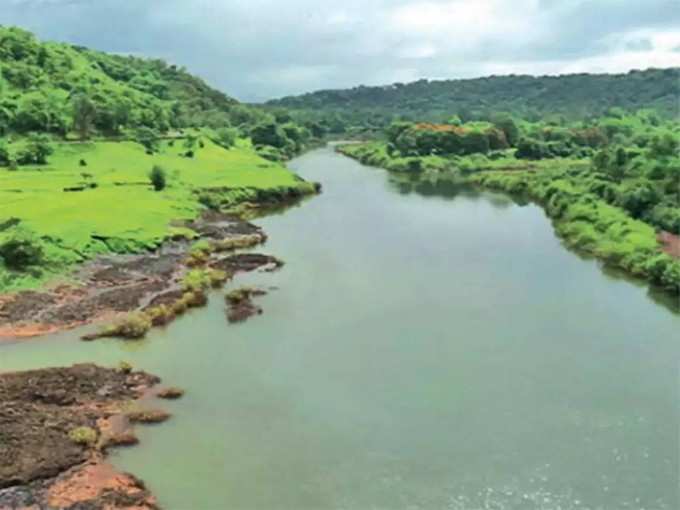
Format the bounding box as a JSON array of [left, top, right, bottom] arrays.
[[0, 363, 178, 509], [658, 231, 680, 258], [0, 214, 283, 341]]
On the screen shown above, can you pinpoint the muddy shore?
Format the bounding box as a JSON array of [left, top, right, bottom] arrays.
[[0, 363, 178, 510], [0, 212, 284, 341]]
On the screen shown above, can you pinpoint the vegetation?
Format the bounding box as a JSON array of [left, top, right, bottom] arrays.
[[100, 312, 152, 340], [269, 69, 679, 135], [68, 426, 98, 446], [339, 108, 680, 297], [149, 164, 167, 191], [0, 27, 320, 292]]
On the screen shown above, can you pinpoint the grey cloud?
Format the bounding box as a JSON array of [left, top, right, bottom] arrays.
[[1, 0, 678, 101]]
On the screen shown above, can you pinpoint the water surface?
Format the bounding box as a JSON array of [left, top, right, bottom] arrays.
[[2, 147, 678, 509]]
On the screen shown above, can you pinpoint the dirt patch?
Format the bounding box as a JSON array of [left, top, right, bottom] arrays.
[[658, 231, 680, 258], [0, 363, 174, 509]]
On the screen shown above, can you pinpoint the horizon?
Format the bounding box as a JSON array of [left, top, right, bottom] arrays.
[[2, 0, 679, 102]]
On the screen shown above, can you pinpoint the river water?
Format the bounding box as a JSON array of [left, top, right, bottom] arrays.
[[1, 147, 678, 509]]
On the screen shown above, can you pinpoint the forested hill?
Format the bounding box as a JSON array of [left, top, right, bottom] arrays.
[[0, 25, 261, 135], [268, 68, 680, 126]]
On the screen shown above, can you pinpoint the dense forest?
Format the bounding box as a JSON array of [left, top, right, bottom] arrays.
[[268, 68, 680, 134]]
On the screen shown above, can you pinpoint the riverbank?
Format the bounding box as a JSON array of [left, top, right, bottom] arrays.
[[0, 363, 177, 509], [337, 142, 680, 301], [0, 207, 300, 340]]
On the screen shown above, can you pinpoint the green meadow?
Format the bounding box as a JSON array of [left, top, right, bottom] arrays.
[[0, 137, 312, 291]]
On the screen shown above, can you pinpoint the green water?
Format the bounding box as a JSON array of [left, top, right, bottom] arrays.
[[2, 147, 678, 509]]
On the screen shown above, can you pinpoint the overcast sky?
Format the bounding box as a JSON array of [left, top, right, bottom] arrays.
[[2, 0, 679, 102]]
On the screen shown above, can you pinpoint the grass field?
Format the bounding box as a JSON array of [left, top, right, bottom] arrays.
[[0, 137, 312, 291]]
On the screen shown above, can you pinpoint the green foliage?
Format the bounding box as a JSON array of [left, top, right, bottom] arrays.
[[68, 426, 98, 446], [0, 26, 256, 136], [17, 134, 53, 165], [118, 360, 133, 374], [134, 126, 159, 153], [72, 94, 96, 140], [250, 121, 288, 149], [102, 312, 152, 339], [214, 127, 238, 149], [0, 140, 9, 166], [149, 164, 167, 191], [270, 68, 679, 130], [0, 228, 44, 270]]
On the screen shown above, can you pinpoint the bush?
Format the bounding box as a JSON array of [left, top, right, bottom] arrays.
[[69, 426, 98, 446], [214, 127, 238, 149], [17, 134, 52, 165], [135, 127, 159, 153], [103, 312, 152, 339], [118, 361, 133, 374], [0, 230, 44, 270], [149, 165, 167, 191]]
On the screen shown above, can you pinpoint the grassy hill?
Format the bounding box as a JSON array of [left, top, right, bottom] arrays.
[[0, 27, 315, 292], [0, 25, 251, 135], [268, 68, 680, 131]]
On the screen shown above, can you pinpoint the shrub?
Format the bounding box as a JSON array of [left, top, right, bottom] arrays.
[[69, 426, 98, 446], [118, 361, 133, 374], [17, 134, 52, 165], [146, 304, 174, 326], [102, 312, 152, 339], [182, 268, 226, 291], [149, 165, 167, 191], [79, 159, 87, 167], [214, 127, 238, 149], [0, 229, 44, 270]]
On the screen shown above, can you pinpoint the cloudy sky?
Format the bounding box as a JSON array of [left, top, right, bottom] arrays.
[[2, 0, 679, 101]]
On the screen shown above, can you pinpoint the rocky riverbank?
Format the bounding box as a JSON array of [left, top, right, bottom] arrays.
[[0, 363, 178, 509], [0, 212, 285, 341]]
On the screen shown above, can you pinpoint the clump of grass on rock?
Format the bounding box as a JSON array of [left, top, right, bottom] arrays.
[[68, 426, 98, 446]]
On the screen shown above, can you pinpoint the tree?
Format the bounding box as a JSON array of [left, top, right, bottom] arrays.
[[17, 134, 52, 165], [616, 180, 660, 218], [491, 114, 519, 146], [149, 165, 167, 191], [0, 140, 9, 166], [250, 121, 288, 148], [135, 127, 159, 153], [72, 94, 96, 140], [215, 127, 238, 149], [649, 133, 678, 159]]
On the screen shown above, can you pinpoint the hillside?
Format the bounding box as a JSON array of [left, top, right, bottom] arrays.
[[0, 27, 317, 292], [0, 25, 258, 135], [268, 68, 680, 129]]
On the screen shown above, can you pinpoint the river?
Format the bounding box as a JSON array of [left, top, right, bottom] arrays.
[[1, 146, 678, 509]]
